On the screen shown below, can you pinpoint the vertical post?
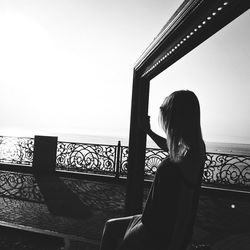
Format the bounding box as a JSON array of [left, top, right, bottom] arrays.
[[125, 70, 150, 215], [115, 140, 121, 179], [32, 135, 58, 175]]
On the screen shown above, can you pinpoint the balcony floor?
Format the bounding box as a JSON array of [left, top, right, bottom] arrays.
[[0, 172, 250, 249]]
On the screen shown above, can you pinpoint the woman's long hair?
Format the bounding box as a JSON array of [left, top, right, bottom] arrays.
[[159, 90, 203, 162]]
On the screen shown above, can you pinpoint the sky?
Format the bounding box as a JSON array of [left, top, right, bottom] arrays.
[[0, 0, 249, 144], [149, 10, 250, 144]]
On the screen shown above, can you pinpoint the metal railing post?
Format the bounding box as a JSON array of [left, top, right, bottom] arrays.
[[115, 141, 121, 179]]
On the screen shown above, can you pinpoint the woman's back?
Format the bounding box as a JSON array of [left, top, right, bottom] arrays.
[[141, 143, 206, 249], [100, 90, 206, 250]]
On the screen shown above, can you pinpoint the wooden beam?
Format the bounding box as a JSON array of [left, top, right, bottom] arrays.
[[125, 71, 150, 215]]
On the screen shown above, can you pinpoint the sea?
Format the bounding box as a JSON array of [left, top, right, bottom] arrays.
[[1, 131, 250, 156], [56, 133, 250, 156]]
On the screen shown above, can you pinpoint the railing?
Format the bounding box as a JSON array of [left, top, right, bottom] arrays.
[[56, 141, 118, 175], [203, 153, 250, 188], [0, 136, 250, 189], [0, 136, 34, 166]]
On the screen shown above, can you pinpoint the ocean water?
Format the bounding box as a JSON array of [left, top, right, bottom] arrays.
[[1, 130, 250, 156], [56, 133, 250, 156]]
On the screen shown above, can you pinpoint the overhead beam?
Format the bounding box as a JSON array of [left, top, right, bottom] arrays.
[[135, 0, 249, 80]]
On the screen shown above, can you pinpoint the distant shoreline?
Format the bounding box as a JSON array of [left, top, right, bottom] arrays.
[[36, 133, 250, 156], [62, 135, 250, 155], [1, 132, 250, 156], [204, 141, 250, 156]]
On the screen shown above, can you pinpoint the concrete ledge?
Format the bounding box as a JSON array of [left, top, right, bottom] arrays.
[[0, 220, 99, 248]]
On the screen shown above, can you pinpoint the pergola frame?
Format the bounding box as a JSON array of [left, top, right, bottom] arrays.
[[125, 0, 249, 215]]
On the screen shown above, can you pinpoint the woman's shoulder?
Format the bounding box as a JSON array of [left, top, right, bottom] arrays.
[[177, 144, 206, 187]]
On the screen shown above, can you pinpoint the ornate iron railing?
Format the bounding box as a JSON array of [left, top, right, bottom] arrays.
[[203, 153, 250, 188], [119, 146, 129, 177], [145, 148, 168, 177], [0, 136, 250, 189], [0, 136, 34, 166], [56, 141, 118, 175]]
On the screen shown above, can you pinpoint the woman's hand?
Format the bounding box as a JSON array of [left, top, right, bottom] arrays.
[[140, 115, 168, 152]]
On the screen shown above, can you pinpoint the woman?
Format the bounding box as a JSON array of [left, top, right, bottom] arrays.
[[100, 90, 206, 250]]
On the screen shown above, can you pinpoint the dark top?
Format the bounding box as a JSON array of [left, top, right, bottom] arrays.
[[141, 148, 206, 249]]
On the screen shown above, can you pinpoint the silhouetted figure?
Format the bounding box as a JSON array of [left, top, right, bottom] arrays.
[[99, 90, 206, 250]]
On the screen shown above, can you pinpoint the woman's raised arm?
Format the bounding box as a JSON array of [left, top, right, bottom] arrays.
[[142, 116, 168, 152]]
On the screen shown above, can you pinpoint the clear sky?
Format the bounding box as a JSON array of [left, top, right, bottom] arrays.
[[0, 0, 249, 144], [150, 10, 250, 144]]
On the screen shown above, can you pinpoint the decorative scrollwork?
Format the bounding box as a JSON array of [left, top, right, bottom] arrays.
[[0, 136, 34, 165], [204, 153, 250, 188], [118, 146, 169, 179], [145, 148, 168, 177], [117, 146, 250, 187], [120, 146, 129, 176], [56, 142, 116, 175]]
